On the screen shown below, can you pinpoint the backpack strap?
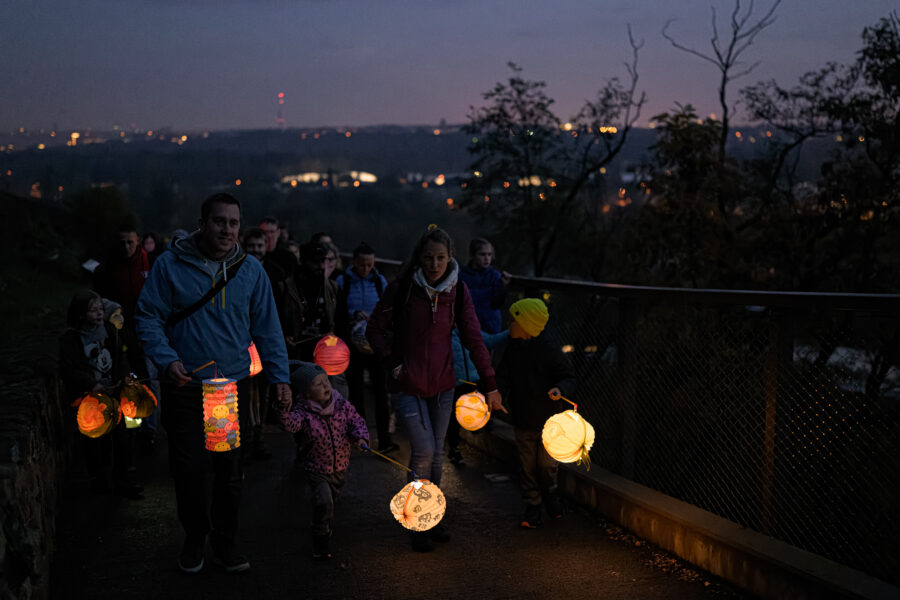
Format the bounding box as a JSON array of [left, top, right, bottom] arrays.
[[166, 254, 247, 327]]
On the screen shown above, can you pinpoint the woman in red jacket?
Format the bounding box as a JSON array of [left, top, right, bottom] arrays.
[[367, 226, 505, 552]]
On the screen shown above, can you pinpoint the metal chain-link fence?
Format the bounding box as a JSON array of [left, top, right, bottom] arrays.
[[508, 278, 900, 585]]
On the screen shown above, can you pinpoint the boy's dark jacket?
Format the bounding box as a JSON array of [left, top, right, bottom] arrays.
[[58, 323, 130, 403], [496, 334, 576, 431]]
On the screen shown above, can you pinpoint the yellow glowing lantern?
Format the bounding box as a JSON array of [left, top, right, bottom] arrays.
[[75, 392, 121, 438], [202, 378, 240, 452], [542, 409, 595, 468], [313, 335, 351, 376], [120, 383, 157, 418], [248, 342, 262, 377], [390, 479, 446, 531], [455, 391, 490, 431]]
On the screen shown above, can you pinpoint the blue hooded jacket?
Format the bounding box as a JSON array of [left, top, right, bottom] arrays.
[[451, 327, 508, 384], [135, 232, 290, 384], [335, 267, 388, 317]]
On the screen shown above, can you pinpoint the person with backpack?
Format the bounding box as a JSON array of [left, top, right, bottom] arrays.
[[135, 193, 291, 575], [366, 225, 505, 552], [335, 242, 395, 452]]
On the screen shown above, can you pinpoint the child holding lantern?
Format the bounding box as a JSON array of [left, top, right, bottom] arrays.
[[278, 361, 369, 560], [496, 298, 576, 528]]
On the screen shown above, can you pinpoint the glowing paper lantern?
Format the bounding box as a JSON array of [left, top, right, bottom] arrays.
[[455, 391, 490, 431], [542, 409, 595, 467], [76, 392, 121, 438], [202, 378, 240, 452], [248, 342, 262, 377], [120, 384, 157, 418], [313, 335, 351, 376], [390, 479, 446, 532]]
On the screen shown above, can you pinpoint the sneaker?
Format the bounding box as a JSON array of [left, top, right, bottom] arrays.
[[210, 540, 250, 573], [178, 537, 205, 574], [410, 531, 433, 552], [312, 534, 332, 561], [544, 494, 564, 519], [429, 523, 450, 543], [519, 504, 542, 529]]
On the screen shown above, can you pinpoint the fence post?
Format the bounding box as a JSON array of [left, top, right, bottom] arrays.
[[617, 299, 638, 479], [761, 309, 793, 534]]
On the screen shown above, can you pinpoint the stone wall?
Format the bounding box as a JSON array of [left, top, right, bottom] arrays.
[[0, 377, 66, 600]]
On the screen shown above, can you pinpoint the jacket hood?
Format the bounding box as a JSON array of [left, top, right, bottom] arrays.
[[171, 231, 243, 271], [413, 258, 459, 297]]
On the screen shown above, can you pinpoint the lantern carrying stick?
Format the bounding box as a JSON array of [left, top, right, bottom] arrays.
[[191, 360, 218, 379], [555, 394, 578, 412], [457, 379, 478, 387], [361, 443, 418, 479]]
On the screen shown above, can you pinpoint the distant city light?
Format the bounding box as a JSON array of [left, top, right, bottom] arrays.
[[345, 131, 351, 138], [37, 144, 45, 150], [181, 135, 188, 142], [291, 180, 298, 187], [562, 122, 573, 131], [735, 131, 742, 139], [433, 129, 441, 136], [562, 345, 574, 353], [858, 136, 865, 142], [353, 180, 360, 187], [446, 198, 454, 206], [435, 174, 445, 186], [235, 179, 242, 186]]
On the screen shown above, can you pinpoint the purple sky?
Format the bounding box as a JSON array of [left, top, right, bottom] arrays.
[[1, 0, 895, 131]]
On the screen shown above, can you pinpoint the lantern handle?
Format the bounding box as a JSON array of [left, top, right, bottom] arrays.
[[457, 379, 478, 388], [556, 394, 578, 411], [191, 360, 218, 379], [360, 443, 419, 479]]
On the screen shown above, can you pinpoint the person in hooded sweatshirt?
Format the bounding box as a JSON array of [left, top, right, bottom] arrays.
[[58, 290, 142, 498], [458, 238, 511, 334], [278, 361, 369, 561], [135, 193, 291, 575], [366, 225, 505, 552]]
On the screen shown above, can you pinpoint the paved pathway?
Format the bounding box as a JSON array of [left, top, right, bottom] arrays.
[[51, 420, 748, 600]]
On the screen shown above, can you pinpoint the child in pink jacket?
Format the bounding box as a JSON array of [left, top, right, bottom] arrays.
[[279, 361, 369, 560]]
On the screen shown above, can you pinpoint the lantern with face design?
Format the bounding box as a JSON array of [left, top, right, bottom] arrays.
[[314, 335, 351, 376], [202, 378, 240, 452], [390, 479, 446, 531], [542, 409, 595, 468], [248, 342, 262, 377], [120, 383, 157, 418], [455, 391, 490, 431], [76, 392, 121, 438]]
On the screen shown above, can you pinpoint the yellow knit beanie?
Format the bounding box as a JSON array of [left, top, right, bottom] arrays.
[[509, 298, 549, 337]]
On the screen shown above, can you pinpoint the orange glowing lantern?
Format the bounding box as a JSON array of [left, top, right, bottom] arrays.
[[248, 342, 262, 377], [202, 378, 240, 452], [390, 479, 446, 531], [542, 410, 595, 468], [455, 391, 490, 431], [313, 335, 351, 376], [76, 392, 121, 438], [120, 383, 157, 418]]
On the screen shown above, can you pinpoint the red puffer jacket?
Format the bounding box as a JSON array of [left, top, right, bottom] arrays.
[[366, 278, 496, 398]]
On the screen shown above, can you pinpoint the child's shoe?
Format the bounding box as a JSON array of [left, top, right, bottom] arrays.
[[312, 534, 332, 561], [410, 531, 433, 552], [519, 504, 542, 529], [544, 493, 564, 519]]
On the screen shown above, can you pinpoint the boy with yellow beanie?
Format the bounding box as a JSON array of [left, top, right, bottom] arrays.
[[497, 298, 576, 528]]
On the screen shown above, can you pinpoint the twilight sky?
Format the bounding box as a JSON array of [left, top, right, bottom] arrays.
[[1, 0, 895, 131]]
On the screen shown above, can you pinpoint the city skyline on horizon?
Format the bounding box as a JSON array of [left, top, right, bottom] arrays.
[[2, 0, 897, 132]]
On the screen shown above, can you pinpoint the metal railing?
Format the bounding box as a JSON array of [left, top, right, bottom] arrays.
[[369, 256, 900, 584]]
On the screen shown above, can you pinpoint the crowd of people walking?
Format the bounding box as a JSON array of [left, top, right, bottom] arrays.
[[57, 193, 576, 572]]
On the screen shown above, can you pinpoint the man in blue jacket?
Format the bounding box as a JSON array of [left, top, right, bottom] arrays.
[[135, 193, 291, 575]]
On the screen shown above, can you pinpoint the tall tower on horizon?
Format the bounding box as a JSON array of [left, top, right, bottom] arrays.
[[276, 92, 285, 130]]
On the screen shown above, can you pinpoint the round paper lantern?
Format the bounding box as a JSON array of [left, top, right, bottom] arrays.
[[455, 391, 490, 431], [202, 378, 240, 452], [314, 335, 351, 376], [248, 342, 262, 377], [390, 479, 446, 532], [542, 409, 595, 466], [120, 384, 157, 418], [76, 392, 121, 438]]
